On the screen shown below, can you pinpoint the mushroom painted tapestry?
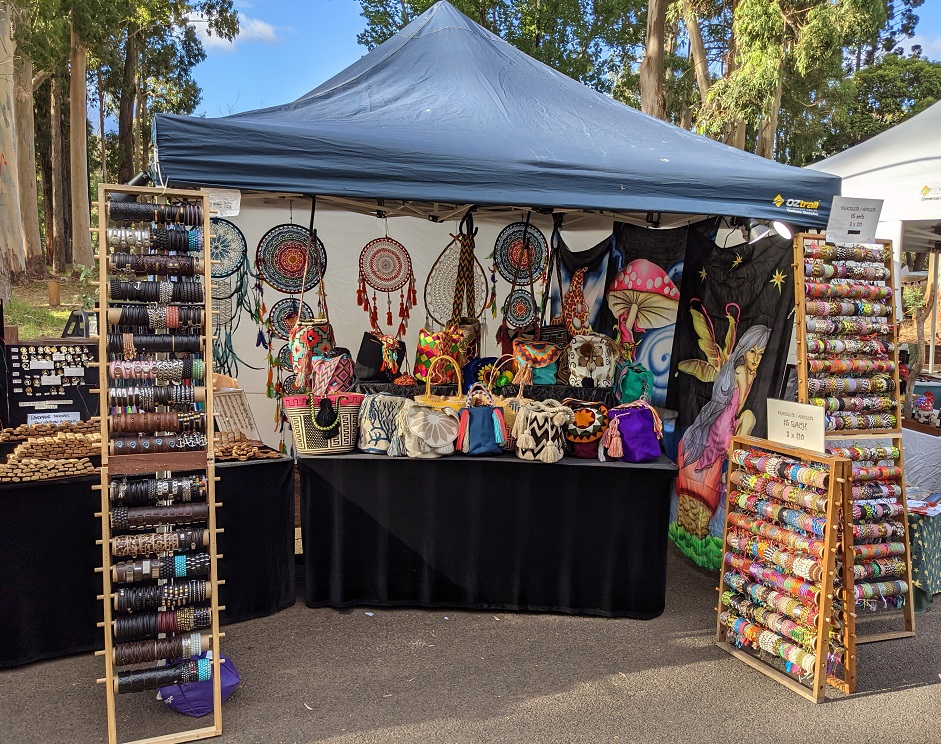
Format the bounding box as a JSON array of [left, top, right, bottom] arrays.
[[665, 226, 795, 572]]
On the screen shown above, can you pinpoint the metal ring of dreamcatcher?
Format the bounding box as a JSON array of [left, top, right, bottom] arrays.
[[281, 374, 306, 396], [210, 218, 247, 279], [256, 224, 328, 294], [267, 297, 314, 341], [493, 222, 548, 284]]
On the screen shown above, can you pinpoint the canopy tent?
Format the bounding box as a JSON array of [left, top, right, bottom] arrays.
[[153, 1, 839, 227], [810, 99, 941, 369]]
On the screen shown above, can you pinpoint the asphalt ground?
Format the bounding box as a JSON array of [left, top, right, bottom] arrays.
[[2, 545, 939, 744]]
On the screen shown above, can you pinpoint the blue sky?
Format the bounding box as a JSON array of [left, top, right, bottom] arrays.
[[191, 0, 941, 117]]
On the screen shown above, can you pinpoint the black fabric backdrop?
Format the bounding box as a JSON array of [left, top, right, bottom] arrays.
[[0, 457, 295, 669], [300, 453, 677, 619], [667, 229, 795, 434]]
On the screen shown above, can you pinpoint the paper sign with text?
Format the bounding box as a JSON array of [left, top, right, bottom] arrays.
[[826, 196, 883, 245], [766, 399, 825, 454], [205, 188, 241, 217]]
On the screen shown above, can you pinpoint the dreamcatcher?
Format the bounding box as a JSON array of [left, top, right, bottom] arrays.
[[256, 223, 328, 295], [493, 213, 546, 333], [207, 219, 258, 378], [210, 218, 247, 279], [267, 297, 315, 341], [357, 233, 417, 339], [423, 212, 489, 326]]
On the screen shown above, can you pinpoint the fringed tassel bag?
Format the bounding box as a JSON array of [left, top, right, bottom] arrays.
[[512, 399, 573, 464], [455, 383, 507, 456]]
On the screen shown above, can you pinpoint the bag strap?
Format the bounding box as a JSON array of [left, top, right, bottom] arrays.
[[293, 196, 330, 334], [450, 210, 478, 324], [488, 354, 524, 398], [611, 400, 663, 438], [539, 214, 565, 330], [425, 354, 462, 396]]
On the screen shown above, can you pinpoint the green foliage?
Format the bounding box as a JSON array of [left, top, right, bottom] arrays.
[[76, 263, 98, 310], [903, 285, 926, 318], [4, 295, 73, 339]]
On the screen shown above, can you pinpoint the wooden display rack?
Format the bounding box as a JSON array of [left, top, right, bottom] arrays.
[[94, 184, 223, 744], [792, 233, 916, 644], [715, 435, 854, 702]]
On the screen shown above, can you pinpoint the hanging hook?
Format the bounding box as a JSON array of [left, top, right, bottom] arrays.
[[459, 207, 477, 237]]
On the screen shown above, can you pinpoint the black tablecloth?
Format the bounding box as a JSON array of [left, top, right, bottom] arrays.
[[300, 453, 677, 618], [353, 382, 616, 406], [0, 456, 296, 669]]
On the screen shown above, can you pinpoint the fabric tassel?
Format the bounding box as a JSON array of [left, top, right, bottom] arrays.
[[513, 364, 532, 386], [493, 409, 507, 446], [600, 418, 622, 459], [457, 409, 470, 453], [357, 272, 367, 307], [316, 399, 341, 440], [538, 443, 559, 464]]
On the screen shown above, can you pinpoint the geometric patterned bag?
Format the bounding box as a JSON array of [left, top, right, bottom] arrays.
[[512, 399, 574, 464], [357, 392, 409, 454], [561, 398, 609, 459], [414, 326, 462, 382]]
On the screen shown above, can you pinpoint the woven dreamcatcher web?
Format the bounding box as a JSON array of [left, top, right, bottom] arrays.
[[277, 343, 293, 370], [424, 223, 488, 327], [256, 224, 328, 294], [357, 236, 417, 338], [504, 289, 538, 328], [210, 218, 247, 279], [267, 297, 315, 341], [493, 222, 548, 283]]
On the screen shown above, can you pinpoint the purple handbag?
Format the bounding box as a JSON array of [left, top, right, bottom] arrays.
[[600, 401, 663, 463], [159, 653, 241, 717]]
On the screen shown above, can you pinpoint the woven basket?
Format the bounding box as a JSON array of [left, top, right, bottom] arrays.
[[283, 393, 364, 455], [413, 355, 465, 412]]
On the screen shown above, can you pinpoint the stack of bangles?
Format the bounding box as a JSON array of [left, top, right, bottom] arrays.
[[806, 339, 894, 355], [852, 482, 903, 499], [803, 243, 888, 262], [722, 592, 817, 649], [807, 376, 894, 395], [108, 385, 200, 410], [850, 501, 904, 521], [826, 413, 897, 431], [730, 491, 827, 536], [109, 253, 203, 277], [113, 607, 212, 642], [804, 261, 890, 281], [114, 580, 210, 612], [804, 281, 892, 301], [853, 541, 907, 560], [115, 658, 211, 694], [804, 299, 891, 317], [852, 521, 905, 540], [112, 552, 211, 583], [726, 531, 822, 582], [827, 445, 900, 461], [808, 358, 895, 375], [111, 528, 209, 557], [113, 632, 209, 666], [151, 225, 203, 251], [852, 557, 907, 580], [110, 504, 210, 531], [721, 612, 816, 675], [111, 304, 204, 329], [109, 476, 207, 506], [810, 396, 895, 413], [109, 279, 204, 303], [724, 571, 818, 627], [723, 553, 820, 603], [110, 411, 206, 434], [729, 471, 828, 513], [726, 512, 826, 558], [109, 359, 205, 383], [108, 332, 202, 356], [731, 449, 829, 488], [110, 433, 207, 455], [109, 200, 204, 226], [853, 580, 909, 601], [805, 317, 891, 336], [851, 465, 902, 481]]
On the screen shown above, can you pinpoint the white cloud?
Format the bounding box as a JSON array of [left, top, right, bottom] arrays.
[[193, 13, 281, 52]]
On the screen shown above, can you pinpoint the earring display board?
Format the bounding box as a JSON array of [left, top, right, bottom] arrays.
[[715, 435, 853, 702], [793, 234, 915, 644], [95, 185, 223, 744]]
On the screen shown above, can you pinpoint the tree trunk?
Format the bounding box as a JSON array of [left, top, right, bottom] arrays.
[[639, 0, 668, 119], [137, 76, 149, 174], [117, 27, 138, 183], [36, 82, 54, 273], [0, 3, 26, 300], [70, 27, 94, 268], [50, 77, 67, 274], [13, 42, 44, 277], [723, 0, 746, 149], [684, 1, 710, 102], [98, 66, 106, 183], [756, 73, 784, 159]]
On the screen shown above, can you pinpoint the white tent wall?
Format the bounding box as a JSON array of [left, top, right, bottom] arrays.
[[220, 195, 612, 448]]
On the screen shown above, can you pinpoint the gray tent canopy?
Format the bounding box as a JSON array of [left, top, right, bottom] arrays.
[[153, 1, 839, 226]]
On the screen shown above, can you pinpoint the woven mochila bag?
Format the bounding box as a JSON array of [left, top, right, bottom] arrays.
[[455, 383, 508, 456], [561, 398, 609, 459], [389, 398, 460, 459], [357, 392, 410, 454], [512, 399, 573, 464]]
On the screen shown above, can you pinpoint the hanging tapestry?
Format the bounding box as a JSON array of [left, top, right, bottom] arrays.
[[666, 224, 795, 571], [598, 223, 687, 406], [357, 236, 418, 338], [256, 224, 328, 294], [547, 232, 613, 336]]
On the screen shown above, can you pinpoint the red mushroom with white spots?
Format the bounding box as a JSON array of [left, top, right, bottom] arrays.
[[607, 259, 680, 359]]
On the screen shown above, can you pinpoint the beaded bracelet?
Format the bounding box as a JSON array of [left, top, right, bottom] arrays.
[[726, 512, 826, 558], [724, 571, 818, 627]]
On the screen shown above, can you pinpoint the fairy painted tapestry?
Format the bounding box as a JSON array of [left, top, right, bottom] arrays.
[[666, 227, 795, 570]]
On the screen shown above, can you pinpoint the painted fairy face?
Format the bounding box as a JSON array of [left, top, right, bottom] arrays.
[[743, 344, 765, 372]]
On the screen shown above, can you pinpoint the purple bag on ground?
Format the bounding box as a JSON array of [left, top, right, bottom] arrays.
[[600, 401, 663, 463], [159, 652, 241, 717]]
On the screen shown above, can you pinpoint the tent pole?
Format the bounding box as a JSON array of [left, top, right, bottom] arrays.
[[932, 246, 939, 374]]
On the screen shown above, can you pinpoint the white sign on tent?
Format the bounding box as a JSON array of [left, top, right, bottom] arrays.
[[826, 196, 883, 245]]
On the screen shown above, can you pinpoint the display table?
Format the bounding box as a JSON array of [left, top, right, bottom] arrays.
[[300, 453, 677, 619], [0, 456, 295, 669], [909, 513, 941, 611]]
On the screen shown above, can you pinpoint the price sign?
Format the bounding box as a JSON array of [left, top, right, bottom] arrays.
[[766, 399, 825, 454], [826, 196, 883, 245]]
